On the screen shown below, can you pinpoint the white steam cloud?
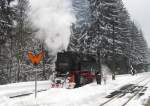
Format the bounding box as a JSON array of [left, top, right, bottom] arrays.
[[29, 0, 76, 53]]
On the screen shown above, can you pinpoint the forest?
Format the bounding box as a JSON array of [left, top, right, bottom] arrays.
[[0, 0, 149, 84]]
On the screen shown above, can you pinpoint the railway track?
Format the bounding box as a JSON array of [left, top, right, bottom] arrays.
[[9, 89, 47, 98], [100, 77, 150, 106], [122, 79, 150, 106]]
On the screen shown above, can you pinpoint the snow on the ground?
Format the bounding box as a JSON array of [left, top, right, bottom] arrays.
[[0, 81, 50, 99], [0, 72, 150, 106]]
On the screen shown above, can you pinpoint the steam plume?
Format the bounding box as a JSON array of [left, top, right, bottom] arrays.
[[29, 0, 76, 54]]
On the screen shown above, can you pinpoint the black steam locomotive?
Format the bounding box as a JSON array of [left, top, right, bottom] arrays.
[[55, 51, 97, 87]]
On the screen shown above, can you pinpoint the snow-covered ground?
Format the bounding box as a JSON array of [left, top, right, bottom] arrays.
[[0, 72, 150, 106]]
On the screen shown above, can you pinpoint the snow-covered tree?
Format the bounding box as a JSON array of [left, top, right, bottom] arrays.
[[69, 0, 149, 74], [0, 0, 15, 84], [68, 0, 92, 53], [128, 22, 149, 71]]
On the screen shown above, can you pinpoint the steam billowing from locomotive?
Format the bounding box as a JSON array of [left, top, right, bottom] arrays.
[[29, 0, 76, 54]]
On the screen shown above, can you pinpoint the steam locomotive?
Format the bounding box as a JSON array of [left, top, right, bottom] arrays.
[[55, 51, 97, 87]]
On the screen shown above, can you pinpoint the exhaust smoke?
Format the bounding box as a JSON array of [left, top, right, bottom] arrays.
[[29, 0, 76, 54]]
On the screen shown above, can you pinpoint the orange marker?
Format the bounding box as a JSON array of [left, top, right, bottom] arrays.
[[28, 51, 44, 65]]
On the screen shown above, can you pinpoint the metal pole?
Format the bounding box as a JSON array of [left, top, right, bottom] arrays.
[[34, 65, 37, 99]]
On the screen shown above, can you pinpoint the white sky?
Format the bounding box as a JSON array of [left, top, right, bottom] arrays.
[[123, 0, 150, 47]]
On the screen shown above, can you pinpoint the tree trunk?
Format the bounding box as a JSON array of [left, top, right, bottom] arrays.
[[17, 59, 21, 82], [42, 43, 46, 80], [97, 50, 102, 84], [9, 38, 13, 83], [112, 21, 116, 80], [43, 58, 46, 80]]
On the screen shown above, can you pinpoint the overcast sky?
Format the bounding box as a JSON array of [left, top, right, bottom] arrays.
[[123, 0, 150, 47]]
